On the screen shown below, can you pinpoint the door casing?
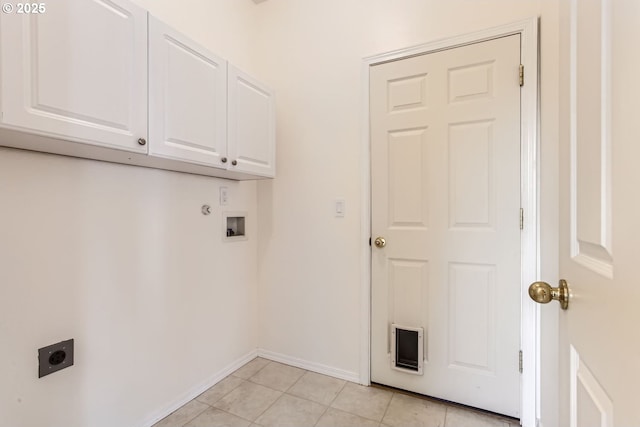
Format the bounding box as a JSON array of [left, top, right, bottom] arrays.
[[359, 17, 540, 426]]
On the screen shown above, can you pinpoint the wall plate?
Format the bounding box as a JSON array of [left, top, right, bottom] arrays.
[[220, 186, 229, 206], [38, 339, 74, 378]]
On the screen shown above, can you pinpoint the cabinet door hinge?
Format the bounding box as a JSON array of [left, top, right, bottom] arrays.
[[519, 64, 524, 87], [520, 208, 524, 230], [519, 350, 523, 373]]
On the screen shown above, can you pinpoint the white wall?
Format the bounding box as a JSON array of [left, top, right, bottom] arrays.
[[253, 0, 559, 425], [0, 2, 260, 427]]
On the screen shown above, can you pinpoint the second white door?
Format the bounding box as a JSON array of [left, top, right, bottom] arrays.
[[370, 35, 522, 417]]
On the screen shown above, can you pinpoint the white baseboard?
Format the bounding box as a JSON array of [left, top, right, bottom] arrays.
[[143, 349, 258, 427], [257, 348, 361, 384]]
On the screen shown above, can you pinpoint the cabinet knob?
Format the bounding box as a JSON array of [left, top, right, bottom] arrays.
[[231, 160, 238, 166], [221, 157, 228, 163], [137, 138, 146, 146]]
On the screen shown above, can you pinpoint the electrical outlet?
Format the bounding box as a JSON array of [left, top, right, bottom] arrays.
[[38, 339, 74, 378]]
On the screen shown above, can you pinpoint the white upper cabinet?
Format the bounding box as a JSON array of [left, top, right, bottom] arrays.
[[0, 0, 148, 152], [0, 3, 275, 179], [148, 16, 228, 167], [228, 66, 276, 178]]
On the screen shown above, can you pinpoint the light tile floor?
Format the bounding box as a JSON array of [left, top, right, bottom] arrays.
[[153, 358, 520, 427]]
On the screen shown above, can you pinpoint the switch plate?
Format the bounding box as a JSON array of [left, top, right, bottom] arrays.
[[220, 187, 229, 206], [335, 199, 345, 217], [38, 339, 74, 378]]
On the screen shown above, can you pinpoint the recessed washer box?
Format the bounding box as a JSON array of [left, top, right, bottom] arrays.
[[223, 211, 247, 241]]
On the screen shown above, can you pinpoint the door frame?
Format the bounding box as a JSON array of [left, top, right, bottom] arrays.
[[359, 17, 539, 425]]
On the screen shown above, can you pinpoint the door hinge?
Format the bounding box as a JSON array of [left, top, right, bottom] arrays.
[[519, 64, 524, 87], [520, 208, 524, 230], [519, 350, 523, 373]]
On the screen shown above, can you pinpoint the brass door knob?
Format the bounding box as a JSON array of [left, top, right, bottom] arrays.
[[374, 237, 386, 248], [528, 279, 570, 310]]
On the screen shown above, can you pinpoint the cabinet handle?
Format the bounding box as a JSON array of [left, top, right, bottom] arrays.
[[221, 157, 228, 163], [137, 138, 146, 146], [231, 160, 237, 166]]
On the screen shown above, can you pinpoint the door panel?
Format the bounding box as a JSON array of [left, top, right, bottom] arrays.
[[556, 0, 640, 426], [570, 0, 613, 278], [371, 35, 521, 417], [449, 121, 494, 228], [388, 128, 429, 228], [448, 262, 495, 373], [388, 259, 428, 329], [570, 346, 614, 427]]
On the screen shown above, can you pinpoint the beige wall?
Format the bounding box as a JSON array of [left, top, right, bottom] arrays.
[[0, 2, 260, 426], [254, 1, 559, 425], [134, 0, 259, 72]]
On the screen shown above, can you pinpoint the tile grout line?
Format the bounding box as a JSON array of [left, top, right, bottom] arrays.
[[249, 358, 272, 379], [206, 378, 258, 426], [378, 391, 395, 426], [280, 366, 332, 426], [201, 360, 276, 426], [250, 384, 285, 424], [188, 390, 256, 427], [236, 358, 286, 422], [311, 402, 330, 427], [310, 376, 348, 427], [281, 367, 322, 421], [247, 363, 307, 425], [196, 376, 245, 407], [443, 405, 449, 427], [180, 403, 209, 427]]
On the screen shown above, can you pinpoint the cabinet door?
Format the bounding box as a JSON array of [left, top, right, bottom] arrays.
[[228, 66, 276, 178], [0, 0, 147, 152], [148, 16, 227, 167]]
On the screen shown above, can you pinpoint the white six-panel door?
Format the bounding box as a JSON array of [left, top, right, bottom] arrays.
[[370, 35, 522, 417], [0, 0, 147, 152], [555, 0, 640, 425]]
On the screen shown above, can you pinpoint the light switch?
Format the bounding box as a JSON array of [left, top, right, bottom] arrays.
[[335, 199, 345, 217], [220, 187, 229, 206]]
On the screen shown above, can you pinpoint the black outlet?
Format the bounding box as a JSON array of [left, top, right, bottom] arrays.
[[49, 350, 66, 365], [38, 339, 74, 378]]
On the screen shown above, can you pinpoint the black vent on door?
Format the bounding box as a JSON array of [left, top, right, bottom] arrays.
[[395, 328, 419, 371]]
